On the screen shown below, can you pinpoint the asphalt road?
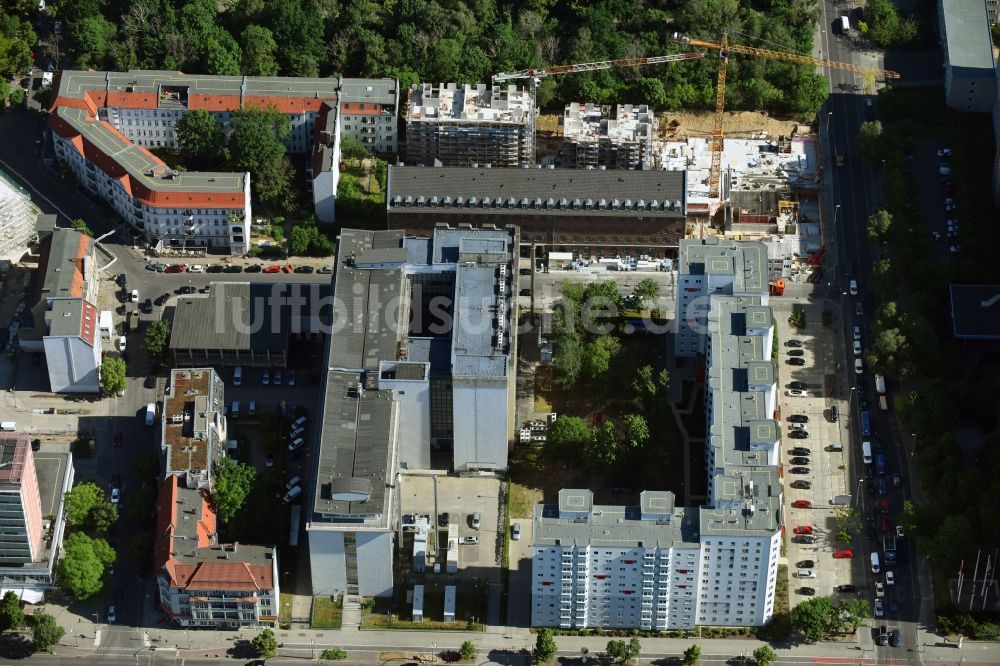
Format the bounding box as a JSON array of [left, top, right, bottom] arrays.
[[818, 0, 932, 659]]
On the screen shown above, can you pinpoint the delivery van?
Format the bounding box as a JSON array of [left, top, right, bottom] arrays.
[[283, 486, 303, 503], [862, 441, 872, 465], [840, 15, 850, 33], [233, 366, 243, 386], [145, 403, 156, 426]]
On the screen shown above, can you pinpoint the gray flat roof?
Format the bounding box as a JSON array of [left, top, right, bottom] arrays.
[[56, 69, 396, 106], [940, 0, 996, 71], [950, 284, 1000, 339], [678, 238, 768, 294], [312, 370, 395, 521], [452, 264, 508, 378], [387, 166, 687, 217], [46, 298, 85, 337], [170, 284, 285, 352], [533, 498, 701, 549], [34, 451, 72, 523], [39, 228, 92, 299]]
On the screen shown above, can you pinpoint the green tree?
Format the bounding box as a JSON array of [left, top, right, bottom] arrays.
[[837, 597, 871, 633], [99, 357, 127, 397], [321, 648, 348, 660], [587, 420, 620, 469], [857, 120, 883, 163], [70, 219, 93, 236], [66, 16, 116, 68], [791, 595, 835, 642], [545, 415, 592, 461], [288, 224, 334, 257], [753, 645, 776, 666], [869, 259, 897, 297], [227, 104, 292, 207], [30, 611, 64, 651], [605, 638, 641, 664], [204, 31, 243, 76], [340, 135, 369, 161], [460, 640, 476, 661], [682, 644, 701, 666], [252, 627, 278, 658], [64, 482, 105, 526], [532, 627, 557, 664], [867, 210, 893, 242], [240, 25, 279, 76], [632, 365, 670, 410], [631, 277, 660, 310], [176, 109, 224, 164], [89, 502, 118, 534], [58, 533, 114, 600], [583, 334, 621, 379], [144, 320, 171, 368], [0, 590, 25, 631], [552, 329, 582, 389], [211, 456, 256, 523], [622, 414, 650, 450]]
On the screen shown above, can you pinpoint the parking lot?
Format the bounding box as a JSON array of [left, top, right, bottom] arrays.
[[775, 302, 862, 608]]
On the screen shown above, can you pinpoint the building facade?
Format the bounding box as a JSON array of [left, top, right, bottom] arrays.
[[155, 476, 279, 628], [532, 239, 782, 631], [18, 228, 102, 393], [404, 83, 534, 167], [386, 166, 687, 258], [0, 169, 37, 262], [562, 103, 657, 170], [50, 71, 398, 250], [309, 227, 517, 596], [0, 434, 74, 600], [938, 0, 996, 113]]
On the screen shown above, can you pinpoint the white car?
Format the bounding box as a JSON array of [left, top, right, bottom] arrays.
[[896, 525, 905, 539], [930, 231, 941, 241], [875, 581, 885, 598], [130, 289, 139, 303], [262, 369, 270, 385], [943, 197, 955, 206], [875, 599, 885, 618], [853, 340, 862, 356], [849, 279, 858, 296], [274, 369, 282, 386], [107, 605, 116, 624], [111, 487, 120, 504], [460, 536, 479, 545], [797, 569, 817, 579], [187, 264, 204, 273], [937, 148, 952, 157], [288, 370, 296, 386], [854, 358, 864, 374], [117, 336, 126, 352], [950, 245, 961, 254], [853, 326, 862, 341], [944, 203, 957, 212], [886, 571, 895, 586], [785, 389, 809, 397], [789, 423, 807, 431]]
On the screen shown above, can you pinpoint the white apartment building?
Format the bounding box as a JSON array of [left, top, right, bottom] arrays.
[[675, 238, 770, 358], [533, 239, 782, 631], [50, 71, 399, 249], [0, 170, 36, 262]]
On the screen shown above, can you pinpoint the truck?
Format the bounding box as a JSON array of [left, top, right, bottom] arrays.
[[860, 410, 872, 438], [875, 452, 886, 476], [883, 535, 897, 564], [878, 395, 888, 411], [127, 310, 139, 332]]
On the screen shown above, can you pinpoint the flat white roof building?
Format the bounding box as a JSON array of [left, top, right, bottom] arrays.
[[562, 103, 657, 170], [532, 239, 782, 631]]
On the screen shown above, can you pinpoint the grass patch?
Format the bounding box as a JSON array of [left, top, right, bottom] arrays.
[[360, 614, 483, 631], [509, 480, 542, 519], [311, 596, 343, 629], [279, 592, 294, 624], [757, 564, 791, 640]]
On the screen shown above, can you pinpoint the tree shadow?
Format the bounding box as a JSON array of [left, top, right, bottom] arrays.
[[488, 647, 531, 665], [226, 639, 256, 660], [0, 634, 36, 658]]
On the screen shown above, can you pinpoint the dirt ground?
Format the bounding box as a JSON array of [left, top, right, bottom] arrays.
[[536, 110, 804, 141]]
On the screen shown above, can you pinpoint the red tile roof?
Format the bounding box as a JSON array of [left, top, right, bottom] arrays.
[[171, 561, 274, 591], [341, 102, 384, 116]]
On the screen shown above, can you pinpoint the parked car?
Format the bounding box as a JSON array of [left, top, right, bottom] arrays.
[[789, 431, 809, 440], [318, 266, 334, 274], [147, 262, 167, 272], [460, 536, 479, 545], [787, 358, 806, 366], [788, 415, 809, 424], [263, 265, 282, 273], [949, 244, 961, 254], [245, 264, 263, 273], [224, 265, 243, 273], [793, 526, 813, 535], [165, 264, 185, 273], [790, 467, 810, 474], [790, 456, 810, 465], [787, 381, 808, 390], [288, 370, 296, 386], [786, 339, 803, 348], [855, 358, 864, 374], [789, 447, 810, 455], [187, 264, 204, 273], [792, 500, 812, 509], [438, 512, 450, 527], [834, 549, 854, 559], [795, 535, 817, 544], [890, 629, 901, 647], [875, 599, 885, 618], [786, 389, 809, 397], [790, 480, 812, 490], [511, 522, 521, 540], [836, 584, 857, 593], [798, 587, 816, 596], [294, 265, 315, 274], [206, 265, 224, 273], [262, 369, 270, 385], [875, 581, 885, 598], [787, 349, 805, 357], [937, 148, 952, 157], [130, 289, 139, 303], [944, 203, 957, 212], [886, 570, 896, 586], [882, 517, 892, 534], [896, 525, 905, 539], [797, 560, 815, 568]]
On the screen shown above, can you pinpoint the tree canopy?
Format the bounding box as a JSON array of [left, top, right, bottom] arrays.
[[251, 627, 278, 658], [532, 628, 556, 664], [175, 109, 224, 165], [211, 456, 256, 523], [226, 104, 293, 209], [31, 611, 64, 651], [0, 590, 25, 631], [606, 638, 641, 665], [64, 482, 107, 527], [99, 357, 127, 397], [58, 533, 115, 600], [144, 320, 172, 368], [791, 596, 835, 641]]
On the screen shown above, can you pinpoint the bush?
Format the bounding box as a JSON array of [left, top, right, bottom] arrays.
[[321, 648, 348, 660]]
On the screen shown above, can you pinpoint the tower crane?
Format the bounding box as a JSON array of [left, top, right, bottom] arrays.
[[493, 52, 704, 164], [671, 32, 901, 200]]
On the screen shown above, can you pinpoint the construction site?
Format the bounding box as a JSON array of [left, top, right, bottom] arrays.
[[560, 103, 657, 170], [403, 82, 535, 167]]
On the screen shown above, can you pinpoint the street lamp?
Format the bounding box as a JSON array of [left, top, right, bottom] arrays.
[[826, 111, 833, 134]]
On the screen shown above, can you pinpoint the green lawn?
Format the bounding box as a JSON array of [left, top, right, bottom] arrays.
[[311, 596, 342, 629]]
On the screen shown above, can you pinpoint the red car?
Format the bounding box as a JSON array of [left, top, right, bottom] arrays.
[[882, 517, 892, 534], [113, 431, 123, 448], [263, 265, 282, 274], [792, 500, 812, 509], [833, 549, 854, 559], [164, 264, 185, 274], [880, 498, 890, 515], [793, 526, 813, 535], [281, 263, 293, 273]]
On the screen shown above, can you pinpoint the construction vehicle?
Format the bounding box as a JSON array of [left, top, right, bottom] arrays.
[[770, 279, 785, 296], [671, 31, 900, 199], [493, 53, 704, 162]]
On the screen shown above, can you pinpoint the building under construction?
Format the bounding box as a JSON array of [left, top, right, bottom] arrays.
[[561, 103, 657, 170], [0, 169, 36, 262], [404, 83, 534, 167]]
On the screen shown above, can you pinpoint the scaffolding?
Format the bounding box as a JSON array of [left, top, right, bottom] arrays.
[[561, 103, 657, 170], [0, 170, 36, 261]]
